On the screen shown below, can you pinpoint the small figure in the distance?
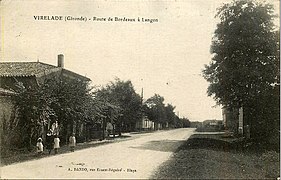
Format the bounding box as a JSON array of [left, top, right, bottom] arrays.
[[36, 137, 44, 155], [69, 133, 76, 152], [54, 135, 60, 154], [46, 129, 54, 155]]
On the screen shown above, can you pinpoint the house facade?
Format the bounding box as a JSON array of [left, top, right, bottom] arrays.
[[222, 107, 245, 135], [135, 115, 155, 131], [0, 54, 91, 146]]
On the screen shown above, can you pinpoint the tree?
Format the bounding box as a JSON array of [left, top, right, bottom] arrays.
[[165, 104, 176, 127], [145, 94, 167, 128], [12, 85, 44, 149], [181, 117, 191, 128], [144, 95, 188, 129], [95, 78, 142, 132], [42, 77, 97, 143], [12, 76, 97, 148], [203, 0, 279, 144]]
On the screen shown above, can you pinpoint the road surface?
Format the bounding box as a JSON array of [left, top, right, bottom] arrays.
[[1, 128, 195, 179]]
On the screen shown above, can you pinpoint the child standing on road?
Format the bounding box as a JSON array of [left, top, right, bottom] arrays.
[[54, 135, 60, 154], [69, 133, 76, 152], [36, 137, 44, 155]]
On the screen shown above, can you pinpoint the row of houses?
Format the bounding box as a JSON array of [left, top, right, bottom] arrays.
[[190, 119, 223, 132]]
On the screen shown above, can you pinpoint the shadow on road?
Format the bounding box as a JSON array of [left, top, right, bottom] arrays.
[[131, 140, 186, 152], [178, 134, 280, 153], [151, 134, 280, 180]]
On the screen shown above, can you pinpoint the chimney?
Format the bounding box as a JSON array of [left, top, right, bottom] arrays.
[[57, 54, 64, 68]]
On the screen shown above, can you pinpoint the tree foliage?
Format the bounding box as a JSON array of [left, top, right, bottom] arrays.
[[94, 78, 142, 132], [165, 104, 177, 125], [144, 94, 190, 128], [145, 94, 167, 124], [203, 0, 279, 108], [203, 0, 279, 143], [12, 76, 97, 147], [10, 75, 190, 149]]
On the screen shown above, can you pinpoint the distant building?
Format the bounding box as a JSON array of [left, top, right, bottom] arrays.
[[190, 121, 203, 128], [202, 119, 223, 127], [222, 107, 239, 134], [222, 107, 244, 135], [135, 116, 155, 131]]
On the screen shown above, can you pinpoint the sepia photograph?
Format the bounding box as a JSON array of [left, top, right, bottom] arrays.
[[0, 0, 280, 179]]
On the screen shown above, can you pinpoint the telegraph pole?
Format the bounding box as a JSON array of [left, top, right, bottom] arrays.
[[139, 88, 144, 132]]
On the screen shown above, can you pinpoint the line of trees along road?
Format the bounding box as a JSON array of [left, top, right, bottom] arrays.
[[94, 79, 190, 132], [203, 0, 279, 147], [5, 77, 190, 151]]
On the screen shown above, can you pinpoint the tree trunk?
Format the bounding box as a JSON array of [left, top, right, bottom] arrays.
[[118, 123, 121, 136], [102, 118, 105, 140]]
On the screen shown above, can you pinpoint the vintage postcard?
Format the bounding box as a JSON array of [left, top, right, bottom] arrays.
[[0, 0, 279, 179]]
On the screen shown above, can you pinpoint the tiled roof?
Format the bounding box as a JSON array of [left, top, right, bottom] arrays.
[[0, 62, 60, 77], [0, 62, 90, 81]]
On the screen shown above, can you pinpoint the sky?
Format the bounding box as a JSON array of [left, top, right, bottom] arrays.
[[1, 0, 279, 121]]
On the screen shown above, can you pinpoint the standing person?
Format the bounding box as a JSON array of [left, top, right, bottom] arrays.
[[106, 122, 113, 139], [51, 120, 59, 136], [54, 135, 60, 154], [46, 130, 54, 155], [69, 133, 76, 152], [36, 137, 44, 155]]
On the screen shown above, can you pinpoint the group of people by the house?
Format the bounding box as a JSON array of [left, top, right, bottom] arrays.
[[36, 121, 114, 155], [36, 121, 76, 155]]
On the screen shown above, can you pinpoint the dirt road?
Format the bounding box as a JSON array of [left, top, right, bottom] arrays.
[[1, 128, 195, 179]]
